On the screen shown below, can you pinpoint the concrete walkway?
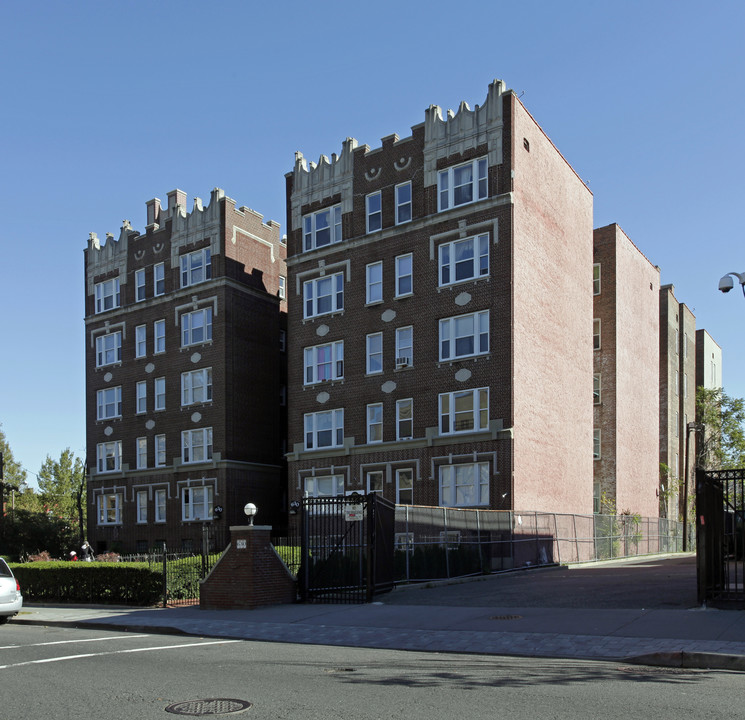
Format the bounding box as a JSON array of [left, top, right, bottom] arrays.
[[11, 554, 745, 670]]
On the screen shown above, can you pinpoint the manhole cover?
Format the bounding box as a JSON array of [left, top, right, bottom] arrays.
[[490, 614, 523, 621], [165, 699, 252, 716]]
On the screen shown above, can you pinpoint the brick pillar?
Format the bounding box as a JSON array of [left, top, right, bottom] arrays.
[[200, 525, 296, 610]]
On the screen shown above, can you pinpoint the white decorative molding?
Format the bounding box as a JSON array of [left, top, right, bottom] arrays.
[[133, 250, 145, 261], [190, 352, 201, 364], [145, 363, 155, 374], [104, 426, 113, 436], [365, 167, 382, 181], [316, 391, 330, 404], [394, 157, 411, 171], [316, 324, 330, 337], [381, 381, 397, 394], [145, 420, 156, 430], [381, 309, 396, 323], [191, 412, 202, 423], [103, 372, 113, 383], [455, 368, 472, 382], [455, 292, 472, 306]]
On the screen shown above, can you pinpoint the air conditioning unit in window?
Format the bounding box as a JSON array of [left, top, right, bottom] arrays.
[[395, 357, 410, 369]]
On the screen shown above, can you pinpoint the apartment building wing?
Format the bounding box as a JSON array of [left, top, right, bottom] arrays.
[[84, 188, 287, 554], [696, 329, 722, 392], [285, 79, 594, 516]]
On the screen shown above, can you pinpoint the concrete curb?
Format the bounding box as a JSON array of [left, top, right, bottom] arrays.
[[626, 651, 745, 672]]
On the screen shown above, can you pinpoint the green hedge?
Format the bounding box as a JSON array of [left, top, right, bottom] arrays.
[[10, 562, 162, 606]]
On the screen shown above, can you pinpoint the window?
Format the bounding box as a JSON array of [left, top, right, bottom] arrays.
[[366, 191, 382, 233], [303, 205, 342, 251], [303, 273, 344, 318], [182, 485, 213, 521], [95, 331, 122, 367], [96, 441, 122, 473], [279, 275, 286, 300], [439, 462, 489, 507], [136, 437, 147, 470], [439, 310, 489, 361], [366, 470, 384, 495], [96, 386, 122, 420], [279, 329, 286, 352], [94, 277, 120, 313], [439, 233, 489, 286], [154, 262, 165, 296], [181, 307, 213, 347], [97, 493, 122, 524], [182, 428, 213, 464], [304, 409, 344, 450], [439, 387, 489, 435], [135, 269, 146, 302], [395, 254, 413, 297], [593, 429, 601, 460], [136, 381, 147, 414], [181, 368, 213, 406], [154, 319, 165, 354], [135, 325, 147, 358], [304, 341, 344, 385], [395, 182, 412, 225], [154, 377, 166, 411], [593, 374, 601, 404], [684, 373, 688, 400], [593, 319, 601, 350], [396, 398, 413, 440], [438, 157, 488, 211], [155, 434, 166, 467], [180, 247, 211, 288], [304, 475, 344, 498], [154, 489, 166, 522], [395, 326, 413, 367], [397, 469, 413, 504], [366, 333, 383, 374], [136, 490, 147, 523], [367, 403, 383, 443], [593, 264, 601, 295], [366, 262, 383, 304]]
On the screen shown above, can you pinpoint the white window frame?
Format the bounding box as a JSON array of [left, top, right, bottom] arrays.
[[366, 333, 383, 375], [303, 205, 342, 251], [366, 191, 382, 233], [182, 485, 213, 522], [439, 462, 489, 507], [304, 475, 344, 498], [304, 409, 344, 451], [396, 398, 413, 440], [136, 437, 147, 470], [279, 275, 286, 300], [438, 157, 488, 212], [155, 434, 166, 467], [594, 374, 601, 405], [96, 441, 122, 473], [181, 428, 213, 464], [154, 319, 165, 354], [154, 377, 166, 411], [97, 492, 122, 524], [593, 319, 601, 350], [136, 490, 148, 523], [366, 261, 383, 304], [366, 470, 384, 495], [181, 307, 213, 347], [95, 331, 122, 367], [181, 368, 213, 406], [154, 262, 165, 296], [135, 324, 146, 359], [135, 269, 146, 302], [395, 181, 412, 225], [594, 429, 601, 460], [304, 340, 344, 385], [96, 386, 122, 420], [180, 247, 211, 288], [154, 488, 166, 523], [396, 468, 414, 505], [439, 310, 489, 361], [303, 272, 344, 319], [439, 387, 489, 435], [136, 381, 147, 414], [367, 403, 383, 444], [439, 233, 489, 286], [593, 263, 601, 295], [395, 326, 413, 367], [395, 253, 413, 297], [95, 277, 120, 314]]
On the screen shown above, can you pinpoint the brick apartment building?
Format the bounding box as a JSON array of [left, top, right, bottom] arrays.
[[284, 80, 595, 515], [592, 224, 660, 517], [84, 188, 287, 554]]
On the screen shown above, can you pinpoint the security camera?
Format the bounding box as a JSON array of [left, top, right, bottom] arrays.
[[719, 275, 735, 293]]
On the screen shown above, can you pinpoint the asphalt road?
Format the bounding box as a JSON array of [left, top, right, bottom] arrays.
[[384, 555, 699, 609], [1, 622, 741, 720]]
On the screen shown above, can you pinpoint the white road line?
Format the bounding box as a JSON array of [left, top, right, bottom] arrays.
[[0, 639, 241, 670], [0, 635, 151, 650]]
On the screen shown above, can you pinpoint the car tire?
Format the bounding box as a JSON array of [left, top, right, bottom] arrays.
[[0, 617, 9, 625]]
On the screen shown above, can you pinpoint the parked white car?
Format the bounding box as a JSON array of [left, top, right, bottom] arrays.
[[0, 558, 23, 624]]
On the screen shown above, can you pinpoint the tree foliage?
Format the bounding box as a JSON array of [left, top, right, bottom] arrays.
[[696, 387, 745, 470], [0, 424, 28, 492], [37, 448, 87, 545]]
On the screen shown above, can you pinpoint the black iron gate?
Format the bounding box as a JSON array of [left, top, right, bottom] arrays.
[[696, 467, 745, 608], [300, 492, 395, 603]]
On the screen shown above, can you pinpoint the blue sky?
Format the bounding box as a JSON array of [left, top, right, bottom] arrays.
[[1, 0, 743, 486]]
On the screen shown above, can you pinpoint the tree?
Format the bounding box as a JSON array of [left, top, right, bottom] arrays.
[[696, 387, 745, 470], [37, 448, 87, 545], [0, 424, 28, 494]]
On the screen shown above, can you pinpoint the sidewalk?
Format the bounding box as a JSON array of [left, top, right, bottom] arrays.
[[11, 555, 745, 670]]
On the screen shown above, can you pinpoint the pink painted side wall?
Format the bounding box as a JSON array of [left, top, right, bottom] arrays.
[[510, 97, 594, 514]]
